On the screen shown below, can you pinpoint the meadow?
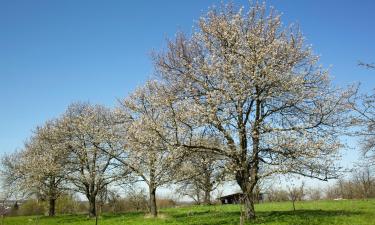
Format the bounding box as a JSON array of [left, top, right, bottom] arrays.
[[3, 199, 375, 225]]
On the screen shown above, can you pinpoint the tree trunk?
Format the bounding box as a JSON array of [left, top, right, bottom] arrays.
[[203, 189, 211, 205], [196, 191, 201, 205], [88, 195, 96, 218], [47, 176, 60, 217], [149, 186, 157, 217], [241, 99, 261, 220], [243, 188, 256, 220], [149, 157, 158, 217], [203, 169, 212, 205], [235, 155, 259, 220], [235, 95, 261, 221], [236, 171, 257, 220], [48, 198, 56, 217]]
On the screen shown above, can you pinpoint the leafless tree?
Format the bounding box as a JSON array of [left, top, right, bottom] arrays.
[[126, 186, 148, 212], [307, 187, 322, 200], [287, 182, 305, 211], [266, 188, 289, 202], [176, 151, 225, 205], [352, 164, 374, 199]]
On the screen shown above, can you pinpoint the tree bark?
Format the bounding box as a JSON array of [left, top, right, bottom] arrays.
[[236, 126, 260, 220], [149, 186, 157, 217], [243, 191, 256, 220], [240, 98, 261, 220], [203, 189, 211, 205], [196, 190, 201, 205], [48, 176, 57, 217], [149, 156, 158, 217], [203, 168, 212, 205], [236, 172, 256, 221], [88, 195, 96, 218], [48, 198, 56, 217]]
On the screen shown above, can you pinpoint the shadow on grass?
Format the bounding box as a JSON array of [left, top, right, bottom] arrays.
[[255, 209, 363, 224], [100, 211, 145, 219], [31, 208, 364, 225], [168, 210, 213, 218], [36, 212, 146, 223], [167, 208, 363, 224]]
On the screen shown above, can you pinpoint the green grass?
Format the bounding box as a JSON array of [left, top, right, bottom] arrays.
[[4, 199, 375, 225]]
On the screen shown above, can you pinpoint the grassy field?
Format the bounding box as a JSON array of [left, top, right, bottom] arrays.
[[4, 199, 375, 225]]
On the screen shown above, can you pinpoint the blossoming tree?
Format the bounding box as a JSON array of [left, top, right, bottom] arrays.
[[1, 120, 68, 217], [57, 103, 124, 218], [152, 3, 354, 220], [115, 81, 184, 217]]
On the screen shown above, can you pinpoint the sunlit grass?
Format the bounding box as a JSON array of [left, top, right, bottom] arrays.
[[4, 199, 375, 225]]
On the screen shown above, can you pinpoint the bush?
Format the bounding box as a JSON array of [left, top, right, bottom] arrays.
[[266, 188, 289, 202], [308, 188, 322, 200], [105, 198, 128, 213], [56, 194, 81, 214], [104, 191, 148, 213], [18, 199, 45, 216], [157, 198, 176, 209]]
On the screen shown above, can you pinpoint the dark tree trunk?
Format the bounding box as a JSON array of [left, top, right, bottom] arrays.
[[243, 191, 255, 219], [236, 169, 255, 220], [203, 169, 212, 205], [203, 189, 211, 205], [196, 191, 201, 205], [236, 134, 259, 220], [235, 152, 259, 220], [47, 176, 59, 217], [88, 195, 96, 218], [236, 173, 256, 221], [48, 198, 56, 217], [234, 95, 261, 221], [149, 186, 157, 217], [148, 157, 158, 217], [239, 98, 261, 220]]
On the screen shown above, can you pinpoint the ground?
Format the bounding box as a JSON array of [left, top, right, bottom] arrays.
[[3, 199, 375, 225]]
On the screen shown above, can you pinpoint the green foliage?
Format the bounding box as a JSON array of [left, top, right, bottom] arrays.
[[4, 199, 375, 225]]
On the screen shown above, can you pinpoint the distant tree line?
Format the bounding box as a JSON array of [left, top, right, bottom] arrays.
[[265, 164, 375, 205], [5, 188, 177, 217]]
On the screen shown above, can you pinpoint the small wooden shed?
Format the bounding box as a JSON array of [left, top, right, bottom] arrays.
[[219, 192, 265, 204]]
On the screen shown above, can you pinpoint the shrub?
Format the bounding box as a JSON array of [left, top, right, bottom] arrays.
[[18, 199, 45, 216], [56, 194, 80, 214], [157, 199, 176, 209]]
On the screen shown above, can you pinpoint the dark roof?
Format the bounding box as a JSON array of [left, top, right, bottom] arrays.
[[218, 193, 244, 199]]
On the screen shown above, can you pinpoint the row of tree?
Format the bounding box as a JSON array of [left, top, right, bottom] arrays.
[[326, 164, 375, 200], [1, 2, 375, 221], [0, 101, 223, 218], [266, 164, 375, 204], [7, 187, 178, 217]]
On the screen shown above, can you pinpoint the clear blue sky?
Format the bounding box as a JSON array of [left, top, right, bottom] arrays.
[[1, 0, 374, 167]]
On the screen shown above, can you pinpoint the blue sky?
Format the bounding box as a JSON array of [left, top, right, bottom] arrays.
[[1, 0, 374, 171]]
